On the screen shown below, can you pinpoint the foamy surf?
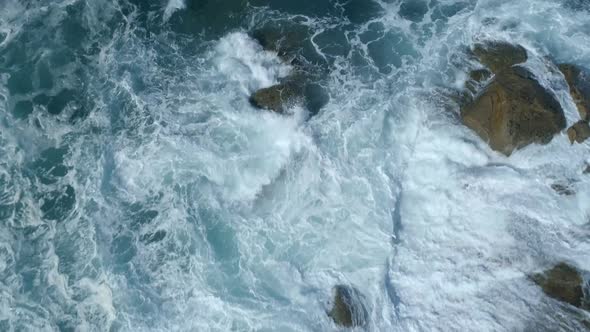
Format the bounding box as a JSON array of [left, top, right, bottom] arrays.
[[0, 0, 589, 331]]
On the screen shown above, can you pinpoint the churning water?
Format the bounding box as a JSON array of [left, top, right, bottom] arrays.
[[0, 0, 589, 331]]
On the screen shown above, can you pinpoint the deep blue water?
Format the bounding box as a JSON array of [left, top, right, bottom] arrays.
[[1, 0, 589, 331]]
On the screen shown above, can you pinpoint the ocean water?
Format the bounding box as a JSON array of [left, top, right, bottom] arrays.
[[0, 0, 589, 331]]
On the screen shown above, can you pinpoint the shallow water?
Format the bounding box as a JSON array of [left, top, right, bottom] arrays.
[[0, 0, 589, 331]]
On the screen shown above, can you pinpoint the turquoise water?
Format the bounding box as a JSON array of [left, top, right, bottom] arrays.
[[0, 0, 589, 331]]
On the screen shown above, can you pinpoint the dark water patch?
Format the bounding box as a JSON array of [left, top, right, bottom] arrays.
[[141, 229, 167, 244], [251, 20, 327, 66], [251, 0, 382, 24], [167, 0, 248, 39], [313, 26, 352, 58], [111, 232, 137, 265], [12, 100, 33, 119], [41, 185, 76, 221], [36, 59, 54, 90], [61, 1, 91, 49], [399, 0, 429, 22], [563, 0, 590, 11], [250, 0, 338, 18], [365, 28, 419, 74], [434, 1, 474, 19], [7, 67, 34, 95], [305, 82, 330, 116], [31, 146, 70, 185], [337, 0, 383, 24]]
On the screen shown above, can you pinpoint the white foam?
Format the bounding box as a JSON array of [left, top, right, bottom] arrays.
[[215, 32, 292, 94], [163, 0, 186, 22]]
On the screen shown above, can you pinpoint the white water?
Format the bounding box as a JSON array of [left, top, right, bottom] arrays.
[[0, 0, 589, 331]]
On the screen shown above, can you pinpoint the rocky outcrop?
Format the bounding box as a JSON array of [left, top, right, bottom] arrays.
[[249, 25, 329, 115], [249, 77, 305, 113], [567, 120, 590, 144], [472, 41, 528, 73], [328, 285, 368, 328], [531, 263, 589, 310], [461, 65, 566, 155], [558, 64, 590, 121]]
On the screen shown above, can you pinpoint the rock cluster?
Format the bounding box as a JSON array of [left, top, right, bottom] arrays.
[[460, 41, 590, 155]]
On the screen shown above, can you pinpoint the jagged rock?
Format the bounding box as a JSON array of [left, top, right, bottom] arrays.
[[328, 285, 368, 328], [567, 120, 590, 144], [531, 263, 588, 309], [249, 79, 304, 113], [461, 66, 566, 155], [472, 41, 528, 73], [558, 64, 590, 121]]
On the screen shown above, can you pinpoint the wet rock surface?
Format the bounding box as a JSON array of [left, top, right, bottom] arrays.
[[472, 41, 528, 73], [567, 120, 590, 144], [249, 77, 305, 113], [461, 65, 566, 155], [531, 263, 589, 309], [558, 64, 590, 121], [248, 25, 329, 115], [328, 285, 368, 328]]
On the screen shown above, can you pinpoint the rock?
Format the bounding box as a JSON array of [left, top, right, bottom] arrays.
[[465, 68, 493, 95], [551, 183, 575, 196], [472, 41, 528, 73], [531, 263, 588, 309], [567, 120, 590, 144], [328, 285, 368, 328], [584, 164, 590, 174], [558, 64, 590, 121], [249, 25, 330, 115], [252, 25, 309, 63], [249, 78, 304, 113], [461, 66, 566, 155]]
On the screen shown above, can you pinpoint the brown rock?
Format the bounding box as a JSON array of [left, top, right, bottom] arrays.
[[249, 79, 304, 113], [461, 66, 566, 155], [558, 64, 590, 121], [328, 285, 368, 328], [531, 263, 588, 309], [465, 68, 493, 95], [567, 121, 590, 144], [472, 41, 528, 73]]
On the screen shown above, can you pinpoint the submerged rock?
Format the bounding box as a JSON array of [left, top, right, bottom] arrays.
[[558, 64, 590, 121], [567, 120, 590, 144], [531, 263, 589, 309], [252, 25, 309, 63], [328, 285, 368, 328], [461, 66, 566, 155], [551, 183, 575, 196], [472, 41, 528, 73]]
